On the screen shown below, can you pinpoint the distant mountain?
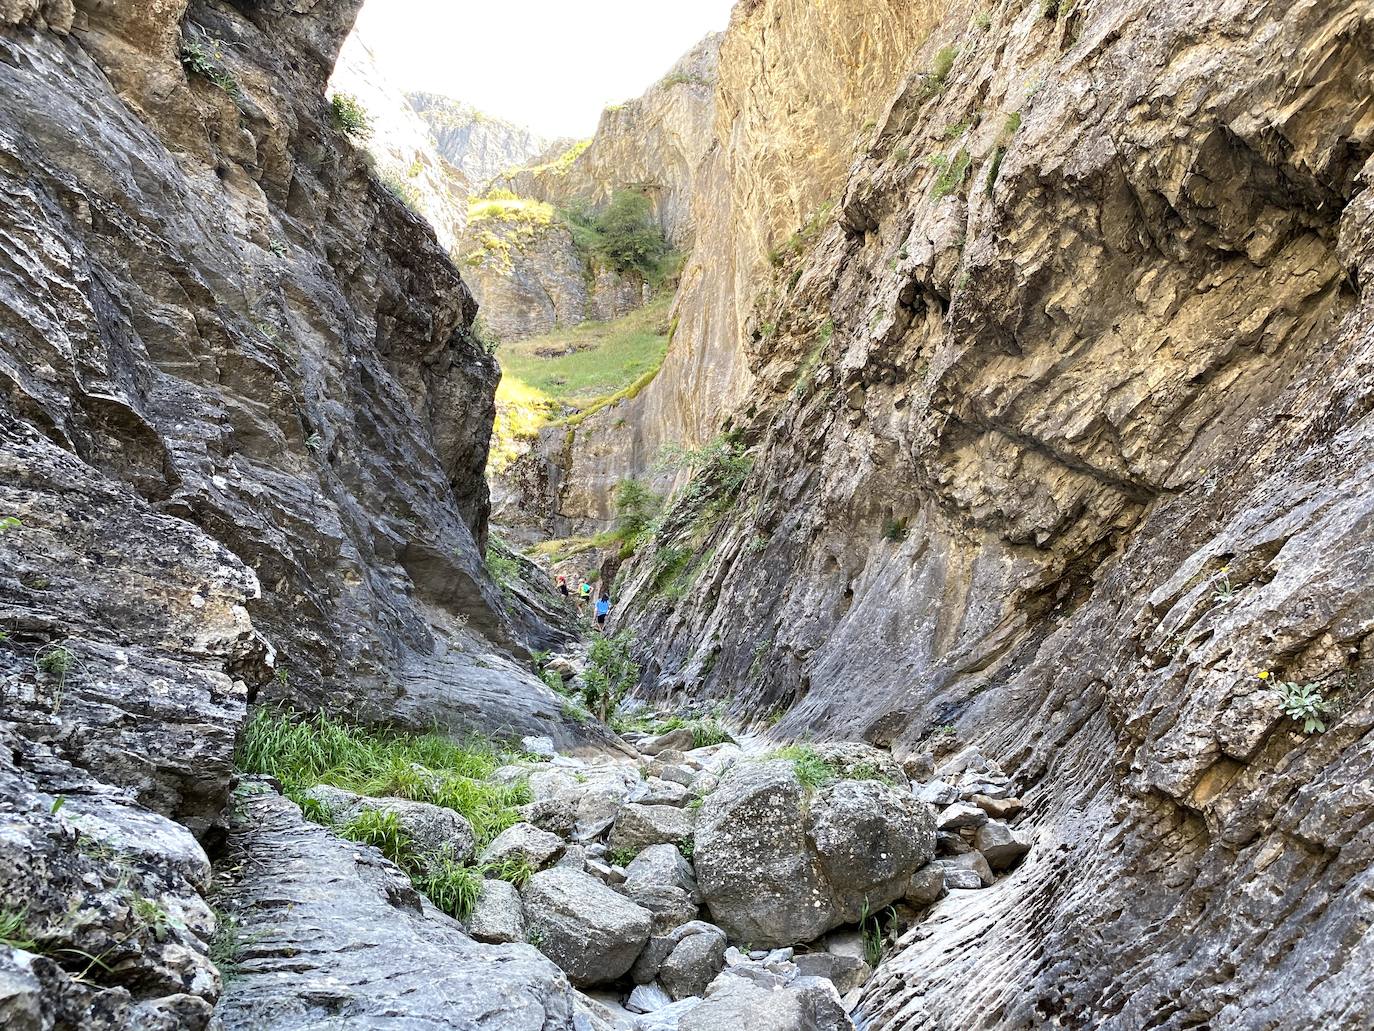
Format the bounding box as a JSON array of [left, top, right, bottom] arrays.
[[406, 94, 554, 185]]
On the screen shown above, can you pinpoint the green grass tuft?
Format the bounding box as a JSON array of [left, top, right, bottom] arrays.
[[765, 745, 838, 790]]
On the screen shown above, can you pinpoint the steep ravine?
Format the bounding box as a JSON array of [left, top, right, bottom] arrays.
[[604, 1, 1374, 1029], [0, 1, 602, 1026]]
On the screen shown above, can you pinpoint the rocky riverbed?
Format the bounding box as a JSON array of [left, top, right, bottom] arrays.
[[210, 648, 1033, 1030]]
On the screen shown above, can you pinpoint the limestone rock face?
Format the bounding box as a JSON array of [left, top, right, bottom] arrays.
[[495, 34, 722, 251], [613, 1, 1374, 1028], [0, 1, 584, 1022], [512, 1, 935, 533], [330, 27, 471, 252], [458, 215, 647, 341], [408, 91, 555, 185]]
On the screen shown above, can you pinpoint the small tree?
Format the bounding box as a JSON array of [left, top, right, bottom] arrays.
[[331, 93, 372, 139], [583, 631, 638, 722], [613, 478, 660, 540]]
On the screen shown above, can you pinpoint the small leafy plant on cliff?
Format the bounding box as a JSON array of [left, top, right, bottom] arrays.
[[34, 643, 77, 712], [919, 46, 959, 98], [1259, 671, 1332, 734], [931, 148, 972, 201], [330, 93, 372, 139], [180, 27, 242, 99], [484, 536, 522, 599]]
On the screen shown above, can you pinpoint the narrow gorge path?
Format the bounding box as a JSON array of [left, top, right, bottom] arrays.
[[209, 614, 1037, 1031]]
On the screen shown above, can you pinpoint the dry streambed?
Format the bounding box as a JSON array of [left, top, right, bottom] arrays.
[[213, 655, 1034, 1030]]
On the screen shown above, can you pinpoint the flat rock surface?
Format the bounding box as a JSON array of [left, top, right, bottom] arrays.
[[212, 789, 579, 1030]]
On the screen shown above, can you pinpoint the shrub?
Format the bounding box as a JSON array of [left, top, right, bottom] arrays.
[[415, 855, 482, 919], [613, 477, 661, 542], [485, 537, 522, 598], [180, 28, 241, 98], [341, 809, 413, 868], [331, 93, 372, 139], [882, 517, 909, 542], [582, 631, 639, 721], [564, 191, 673, 284], [920, 46, 959, 97], [931, 148, 972, 201]]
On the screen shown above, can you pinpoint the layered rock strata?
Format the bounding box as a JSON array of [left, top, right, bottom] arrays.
[[614, 1, 1374, 1028]]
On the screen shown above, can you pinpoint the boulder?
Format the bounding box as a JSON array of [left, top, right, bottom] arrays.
[[693, 761, 935, 947], [678, 966, 854, 1031], [792, 951, 871, 995], [656, 766, 698, 789], [629, 920, 723, 984], [807, 780, 937, 923], [626, 844, 697, 895], [975, 822, 1032, 871], [641, 729, 695, 755], [936, 831, 974, 855], [969, 793, 1024, 820], [576, 784, 629, 841], [516, 797, 578, 838], [935, 852, 994, 889], [913, 780, 960, 806], [554, 844, 588, 871], [301, 786, 477, 869], [936, 802, 989, 830], [521, 735, 556, 760], [904, 864, 946, 906], [660, 927, 728, 1000], [610, 804, 695, 854], [480, 822, 566, 870], [627, 983, 674, 1014], [629, 778, 693, 807], [467, 879, 525, 944], [522, 868, 653, 984]]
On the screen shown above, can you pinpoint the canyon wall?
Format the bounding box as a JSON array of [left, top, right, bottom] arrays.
[[511, 0, 940, 533], [0, 1, 590, 1025], [495, 34, 722, 251], [408, 91, 556, 185], [616, 0, 1374, 1028]]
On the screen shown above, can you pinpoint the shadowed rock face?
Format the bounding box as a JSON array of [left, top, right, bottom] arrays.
[[608, 1, 1374, 1027], [0, 0, 585, 1024]]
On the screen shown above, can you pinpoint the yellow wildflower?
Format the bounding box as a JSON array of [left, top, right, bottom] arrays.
[[1257, 670, 1270, 680]]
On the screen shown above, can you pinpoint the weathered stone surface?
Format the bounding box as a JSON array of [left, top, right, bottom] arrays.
[[934, 853, 994, 890], [610, 803, 695, 854], [522, 868, 653, 985], [481, 822, 567, 871], [975, 822, 1032, 873], [659, 928, 728, 1001], [904, 865, 947, 907], [678, 966, 854, 1031], [302, 786, 478, 870], [407, 91, 553, 184], [468, 879, 527, 945], [792, 952, 871, 996], [694, 762, 935, 946], [640, 729, 696, 755], [213, 790, 577, 1028], [807, 780, 937, 923], [602, 2, 1374, 1028], [935, 803, 988, 831]]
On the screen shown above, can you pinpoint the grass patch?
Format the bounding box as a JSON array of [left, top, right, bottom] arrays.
[[765, 745, 837, 789], [237, 707, 530, 845], [499, 293, 673, 409], [468, 193, 556, 226], [931, 148, 972, 201], [919, 46, 958, 98]]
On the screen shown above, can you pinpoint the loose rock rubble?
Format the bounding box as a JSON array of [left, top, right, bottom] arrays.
[[258, 657, 1036, 1029]]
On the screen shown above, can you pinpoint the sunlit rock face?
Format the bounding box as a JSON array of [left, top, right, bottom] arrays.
[[605, 1, 1374, 1029], [506, 1, 932, 536], [409, 91, 556, 186]]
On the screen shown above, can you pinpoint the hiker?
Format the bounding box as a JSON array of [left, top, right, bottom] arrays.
[[556, 574, 569, 600], [577, 579, 593, 612], [595, 594, 611, 631]]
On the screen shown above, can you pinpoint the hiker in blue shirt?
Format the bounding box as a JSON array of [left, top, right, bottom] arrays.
[[595, 594, 611, 631]]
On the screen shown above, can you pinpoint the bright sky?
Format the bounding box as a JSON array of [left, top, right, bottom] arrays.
[[353, 0, 737, 140]]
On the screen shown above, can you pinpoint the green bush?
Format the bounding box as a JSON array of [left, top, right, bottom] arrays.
[[582, 631, 639, 721], [920, 46, 959, 97], [563, 191, 674, 284], [331, 93, 372, 139], [931, 148, 972, 201], [613, 477, 661, 542], [485, 536, 522, 598], [180, 29, 241, 98]]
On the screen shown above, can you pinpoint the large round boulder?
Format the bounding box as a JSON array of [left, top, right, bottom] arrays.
[[693, 760, 935, 947], [521, 867, 652, 984]]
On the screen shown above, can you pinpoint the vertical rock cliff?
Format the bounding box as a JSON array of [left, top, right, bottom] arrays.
[[408, 92, 557, 185], [0, 1, 589, 1025], [613, 0, 1374, 1028]]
